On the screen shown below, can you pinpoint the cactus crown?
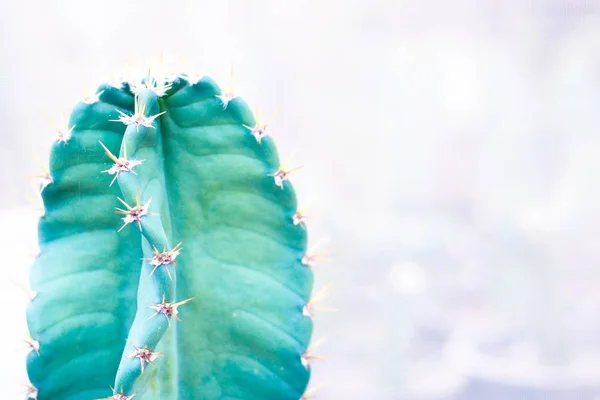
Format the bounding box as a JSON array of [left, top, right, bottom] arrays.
[[26, 68, 318, 400]]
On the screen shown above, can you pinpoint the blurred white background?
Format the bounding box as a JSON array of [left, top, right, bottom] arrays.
[[3, 0, 600, 398]]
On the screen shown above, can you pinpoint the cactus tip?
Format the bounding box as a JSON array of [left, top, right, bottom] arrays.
[[115, 193, 153, 232], [145, 242, 182, 280], [24, 383, 38, 399], [44, 114, 74, 144], [301, 338, 326, 369], [293, 210, 309, 228], [215, 64, 237, 110], [304, 284, 336, 318], [25, 336, 40, 355], [127, 345, 162, 373], [268, 164, 302, 189], [109, 96, 165, 131], [244, 108, 281, 144], [302, 240, 332, 268], [13, 277, 38, 301], [82, 90, 105, 105], [31, 156, 53, 191], [216, 91, 236, 110], [131, 69, 172, 97], [99, 141, 144, 186], [149, 294, 194, 324]]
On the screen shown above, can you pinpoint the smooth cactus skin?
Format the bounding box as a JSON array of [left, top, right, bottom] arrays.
[[26, 74, 314, 400]]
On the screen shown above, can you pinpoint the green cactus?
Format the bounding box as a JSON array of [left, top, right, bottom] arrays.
[[25, 70, 319, 400]]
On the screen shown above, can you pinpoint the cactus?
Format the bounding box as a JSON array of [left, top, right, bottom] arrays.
[[25, 70, 318, 400]]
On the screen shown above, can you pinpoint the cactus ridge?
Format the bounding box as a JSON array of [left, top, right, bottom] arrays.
[[26, 72, 315, 400]]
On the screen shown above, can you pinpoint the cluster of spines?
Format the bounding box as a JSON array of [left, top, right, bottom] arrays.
[[27, 67, 330, 400]]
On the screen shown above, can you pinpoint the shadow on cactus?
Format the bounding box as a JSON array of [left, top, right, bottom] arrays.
[[26, 71, 319, 400]]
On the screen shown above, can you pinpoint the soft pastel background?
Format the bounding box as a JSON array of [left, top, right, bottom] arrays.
[[3, 1, 600, 399]]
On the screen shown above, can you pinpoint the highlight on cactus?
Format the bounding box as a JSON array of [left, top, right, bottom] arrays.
[[24, 65, 324, 399]]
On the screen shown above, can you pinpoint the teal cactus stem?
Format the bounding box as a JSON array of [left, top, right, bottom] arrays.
[[25, 73, 316, 400]]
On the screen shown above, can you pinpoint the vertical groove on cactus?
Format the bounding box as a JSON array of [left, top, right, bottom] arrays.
[[26, 71, 315, 400]]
